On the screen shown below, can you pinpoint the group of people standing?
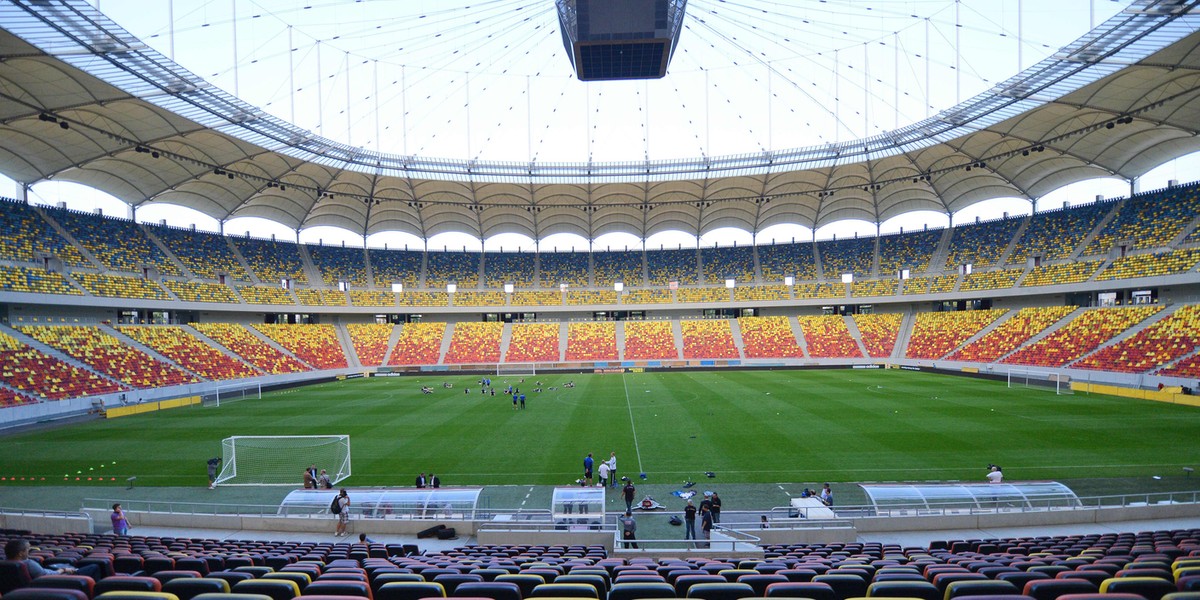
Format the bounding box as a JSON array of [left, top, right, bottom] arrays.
[[414, 472, 442, 488], [303, 464, 333, 489], [681, 491, 722, 546], [583, 451, 618, 487]]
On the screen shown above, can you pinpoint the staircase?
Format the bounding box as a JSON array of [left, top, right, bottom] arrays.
[[842, 315, 870, 358], [728, 317, 746, 358], [927, 228, 955, 274], [498, 322, 514, 363], [35, 207, 105, 270], [334, 323, 359, 368], [892, 311, 917, 359], [380, 323, 404, 365], [993, 217, 1029, 267], [671, 320, 684, 360], [1069, 200, 1122, 260], [615, 321, 626, 362], [436, 322, 454, 364], [789, 316, 810, 358]]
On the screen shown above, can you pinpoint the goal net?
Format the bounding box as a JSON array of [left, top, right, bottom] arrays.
[[1006, 369, 1073, 395], [214, 435, 351, 486], [202, 383, 262, 407], [496, 363, 536, 377]]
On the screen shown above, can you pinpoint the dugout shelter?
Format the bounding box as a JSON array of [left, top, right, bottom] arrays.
[[278, 488, 482, 519]]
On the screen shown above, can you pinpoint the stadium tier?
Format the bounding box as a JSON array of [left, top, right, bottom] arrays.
[[797, 315, 862, 358], [307, 244, 369, 287], [646, 248, 698, 285], [370, 248, 423, 288], [349, 290, 397, 307], [737, 316, 802, 359], [505, 322, 561, 363], [236, 284, 295, 305], [73, 272, 170, 301], [700, 245, 755, 284], [231, 236, 309, 285], [675, 286, 730, 303], [817, 237, 875, 278], [512, 290, 562, 306], [944, 217, 1023, 270], [443, 322, 505, 364], [388, 322, 447, 365], [47, 208, 182, 276], [1001, 305, 1163, 368], [680, 319, 739, 359], [948, 306, 1078, 363], [1084, 182, 1200, 254], [592, 250, 643, 286], [1020, 260, 1103, 287], [878, 228, 942, 275], [622, 320, 678, 360], [152, 225, 251, 281], [1009, 201, 1111, 265], [1073, 304, 1200, 374], [253, 324, 348, 370], [483, 251, 535, 288], [539, 251, 590, 287], [0, 264, 80, 296], [565, 322, 618, 361], [454, 290, 506, 307], [734, 284, 789, 302], [902, 274, 958, 295], [191, 323, 308, 374], [1097, 248, 1200, 281], [425, 251, 480, 288], [117, 325, 259, 381], [905, 309, 1007, 360], [852, 313, 902, 358], [851, 278, 898, 298], [0, 200, 89, 267], [295, 288, 348, 307], [758, 241, 817, 281], [959, 268, 1023, 292], [567, 290, 617, 305], [346, 323, 395, 366], [0, 330, 126, 400], [163, 280, 239, 303], [624, 288, 671, 304], [16, 325, 198, 388]]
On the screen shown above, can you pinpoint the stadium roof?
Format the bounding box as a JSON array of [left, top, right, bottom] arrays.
[[1, 0, 1199, 241]]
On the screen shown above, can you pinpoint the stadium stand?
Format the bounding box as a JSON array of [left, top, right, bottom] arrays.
[[646, 248, 698, 285], [565, 322, 618, 361], [0, 199, 89, 267], [425, 251, 480, 288], [252, 324, 348, 370], [1001, 305, 1163, 367], [567, 290, 618, 306], [681, 319, 739, 359], [878, 229, 942, 276], [454, 290, 506, 307], [350, 290, 397, 307], [191, 323, 308, 374], [505, 323, 560, 363], [0, 265, 80, 296], [675, 287, 730, 303], [307, 244, 369, 287], [797, 315, 862, 358], [905, 309, 1007, 360], [623, 320, 678, 360], [852, 313, 902, 358], [370, 248, 423, 289], [539, 251, 590, 287], [701, 246, 755, 284], [1084, 183, 1200, 254], [399, 291, 449, 307], [758, 241, 816, 282], [948, 306, 1077, 363], [347, 323, 394, 366], [625, 288, 671, 304], [851, 278, 897, 298], [733, 284, 789, 301], [163, 280, 239, 303], [1157, 352, 1200, 378], [388, 322, 447, 365], [47, 208, 182, 275], [513, 290, 562, 306], [592, 250, 643, 286], [444, 322, 505, 364], [117, 325, 258, 380], [903, 274, 957, 295], [944, 217, 1023, 270], [817, 237, 875, 278], [231, 236, 308, 285], [1096, 248, 1200, 281], [959, 268, 1023, 292], [1020, 261, 1103, 287], [1008, 202, 1111, 265], [1073, 304, 1200, 373], [0, 330, 126, 399], [152, 226, 251, 281], [16, 325, 199, 388], [737, 316, 802, 358], [73, 272, 170, 301], [236, 285, 295, 305], [0, 386, 34, 407], [483, 252, 535, 288], [295, 288, 348, 306]]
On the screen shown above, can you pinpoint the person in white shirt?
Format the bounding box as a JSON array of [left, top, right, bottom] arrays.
[[607, 452, 617, 487], [986, 466, 1003, 483], [597, 460, 610, 487]]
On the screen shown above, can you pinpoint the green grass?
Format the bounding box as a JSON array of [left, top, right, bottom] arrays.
[[4, 369, 1200, 488]]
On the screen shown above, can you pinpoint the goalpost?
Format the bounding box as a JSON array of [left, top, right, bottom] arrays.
[[1006, 369, 1073, 395], [214, 435, 351, 486], [202, 382, 262, 407], [496, 363, 536, 377]]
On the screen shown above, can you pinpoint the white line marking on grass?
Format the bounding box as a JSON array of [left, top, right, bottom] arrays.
[[620, 373, 646, 475]]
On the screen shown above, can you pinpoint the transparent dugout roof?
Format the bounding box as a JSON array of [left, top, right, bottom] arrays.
[[278, 488, 482, 518], [860, 482, 1081, 511]]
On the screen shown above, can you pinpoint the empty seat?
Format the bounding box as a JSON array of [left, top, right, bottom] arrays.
[[208, 573, 255, 588], [431, 575, 482, 596], [608, 582, 676, 600], [375, 582, 445, 600], [162, 579, 232, 600], [263, 574, 311, 592], [1, 559, 35, 594], [552, 575, 606, 596], [303, 581, 371, 599], [944, 580, 1019, 600], [867, 580, 940, 600], [232, 579, 301, 600], [738, 575, 789, 596], [1023, 578, 1097, 600], [5, 589, 90, 600], [686, 582, 756, 600], [95, 592, 180, 600], [370, 575, 424, 593], [96, 577, 163, 596], [675, 575, 727, 597], [1099, 576, 1177, 600], [28, 574, 96, 599], [764, 582, 836, 600], [813, 574, 868, 600], [528, 583, 597, 598], [494, 575, 543, 597], [154, 573, 204, 586], [451, 582, 521, 600]]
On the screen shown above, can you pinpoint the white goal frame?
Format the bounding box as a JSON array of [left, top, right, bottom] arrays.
[[1006, 369, 1073, 395], [496, 363, 536, 377], [214, 435, 351, 486], [203, 382, 262, 407]]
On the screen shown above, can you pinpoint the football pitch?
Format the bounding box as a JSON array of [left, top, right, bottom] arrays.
[[4, 368, 1200, 489]]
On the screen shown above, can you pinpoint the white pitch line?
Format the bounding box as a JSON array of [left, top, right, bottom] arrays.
[[620, 373, 646, 474]]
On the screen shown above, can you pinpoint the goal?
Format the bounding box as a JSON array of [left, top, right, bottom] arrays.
[[202, 383, 262, 407], [214, 435, 351, 486], [496, 363, 536, 377], [1006, 369, 1073, 395]]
